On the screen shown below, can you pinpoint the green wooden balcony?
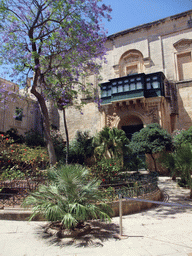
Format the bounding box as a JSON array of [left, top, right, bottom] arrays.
[[100, 72, 166, 105]]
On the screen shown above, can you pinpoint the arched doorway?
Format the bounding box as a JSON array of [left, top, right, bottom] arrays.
[[118, 115, 143, 140], [118, 115, 145, 166]]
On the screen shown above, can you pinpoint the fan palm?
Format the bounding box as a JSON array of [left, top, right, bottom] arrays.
[[23, 164, 112, 229], [94, 127, 129, 161]]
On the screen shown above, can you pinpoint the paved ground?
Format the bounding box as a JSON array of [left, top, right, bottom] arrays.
[[0, 177, 192, 256]]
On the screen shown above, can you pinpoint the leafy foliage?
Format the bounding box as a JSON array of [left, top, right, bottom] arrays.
[[0, 0, 112, 166], [50, 129, 65, 161], [5, 128, 24, 144], [159, 143, 192, 197], [94, 127, 129, 161], [90, 158, 122, 184], [67, 131, 94, 165], [173, 126, 192, 147], [23, 164, 112, 229], [129, 123, 173, 172], [25, 129, 45, 147], [0, 133, 48, 183]]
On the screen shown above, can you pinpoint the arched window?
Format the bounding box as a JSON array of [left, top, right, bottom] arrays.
[[119, 50, 144, 77]]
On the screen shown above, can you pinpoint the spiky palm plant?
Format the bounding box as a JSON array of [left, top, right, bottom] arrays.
[[160, 143, 192, 198], [23, 164, 112, 229], [94, 127, 129, 161]]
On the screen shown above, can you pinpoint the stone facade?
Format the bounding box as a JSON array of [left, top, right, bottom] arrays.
[[0, 78, 41, 135], [62, 9, 192, 140], [2, 10, 192, 140]]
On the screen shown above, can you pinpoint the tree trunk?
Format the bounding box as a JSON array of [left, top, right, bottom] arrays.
[[151, 153, 157, 173], [190, 189, 192, 199], [63, 108, 69, 164], [31, 77, 57, 166]]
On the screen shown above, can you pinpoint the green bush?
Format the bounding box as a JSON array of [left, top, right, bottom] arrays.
[[0, 134, 49, 182], [23, 164, 112, 229], [67, 131, 94, 165], [6, 128, 24, 144], [50, 129, 65, 161], [173, 127, 192, 147], [129, 123, 173, 172], [90, 158, 123, 184], [159, 143, 192, 198], [25, 129, 45, 147]]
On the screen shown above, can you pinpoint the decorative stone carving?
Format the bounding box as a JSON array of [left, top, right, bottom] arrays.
[[107, 112, 119, 128], [173, 38, 192, 51]]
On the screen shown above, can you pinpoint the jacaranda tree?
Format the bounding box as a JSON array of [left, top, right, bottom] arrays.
[[0, 0, 112, 166]]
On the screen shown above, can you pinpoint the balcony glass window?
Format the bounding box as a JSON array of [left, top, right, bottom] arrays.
[[152, 81, 159, 89], [118, 85, 123, 92], [130, 83, 136, 90], [112, 87, 117, 94], [108, 89, 111, 96], [101, 90, 107, 97], [136, 82, 142, 89], [124, 84, 129, 91], [147, 83, 151, 89]]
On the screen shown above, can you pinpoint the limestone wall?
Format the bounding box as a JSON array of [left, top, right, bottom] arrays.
[[59, 10, 192, 139]]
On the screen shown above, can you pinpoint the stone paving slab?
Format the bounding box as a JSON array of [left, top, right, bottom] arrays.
[[0, 177, 192, 256]]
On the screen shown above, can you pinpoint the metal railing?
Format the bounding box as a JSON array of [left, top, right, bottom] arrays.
[[0, 178, 46, 207]]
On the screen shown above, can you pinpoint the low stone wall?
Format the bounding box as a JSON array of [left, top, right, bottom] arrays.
[[109, 188, 163, 217], [0, 188, 163, 221]]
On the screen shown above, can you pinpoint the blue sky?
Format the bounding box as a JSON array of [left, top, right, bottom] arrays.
[[1, 0, 192, 83], [102, 0, 192, 36]]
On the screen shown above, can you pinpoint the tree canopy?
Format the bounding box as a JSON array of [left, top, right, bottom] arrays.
[[130, 123, 173, 172], [0, 0, 112, 165]]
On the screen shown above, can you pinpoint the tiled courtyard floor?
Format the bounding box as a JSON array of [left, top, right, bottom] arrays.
[[0, 177, 192, 256]]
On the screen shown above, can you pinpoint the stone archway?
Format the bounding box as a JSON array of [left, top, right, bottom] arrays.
[[118, 115, 144, 140]]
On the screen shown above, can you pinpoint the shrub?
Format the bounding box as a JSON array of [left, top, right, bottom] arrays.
[[129, 123, 173, 172], [159, 143, 192, 198], [5, 128, 24, 144], [23, 164, 112, 229], [90, 158, 123, 184], [0, 134, 49, 184], [25, 129, 45, 147], [173, 126, 192, 147], [50, 129, 65, 161], [67, 131, 94, 165]]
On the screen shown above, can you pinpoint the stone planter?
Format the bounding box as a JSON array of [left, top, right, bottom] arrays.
[[108, 188, 163, 217]]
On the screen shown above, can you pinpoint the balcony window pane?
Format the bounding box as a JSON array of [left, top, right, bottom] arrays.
[[101, 90, 107, 97], [118, 81, 123, 84], [136, 82, 143, 89], [137, 77, 141, 81], [124, 84, 129, 91], [130, 83, 136, 90], [112, 87, 117, 93], [108, 90, 111, 96], [146, 78, 150, 81], [124, 80, 128, 83], [130, 78, 135, 82], [118, 85, 123, 92], [147, 83, 151, 89], [152, 81, 159, 88], [112, 82, 117, 85], [152, 76, 158, 80]]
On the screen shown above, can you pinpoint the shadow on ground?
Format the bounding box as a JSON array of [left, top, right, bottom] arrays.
[[144, 178, 192, 218], [35, 220, 120, 248]]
